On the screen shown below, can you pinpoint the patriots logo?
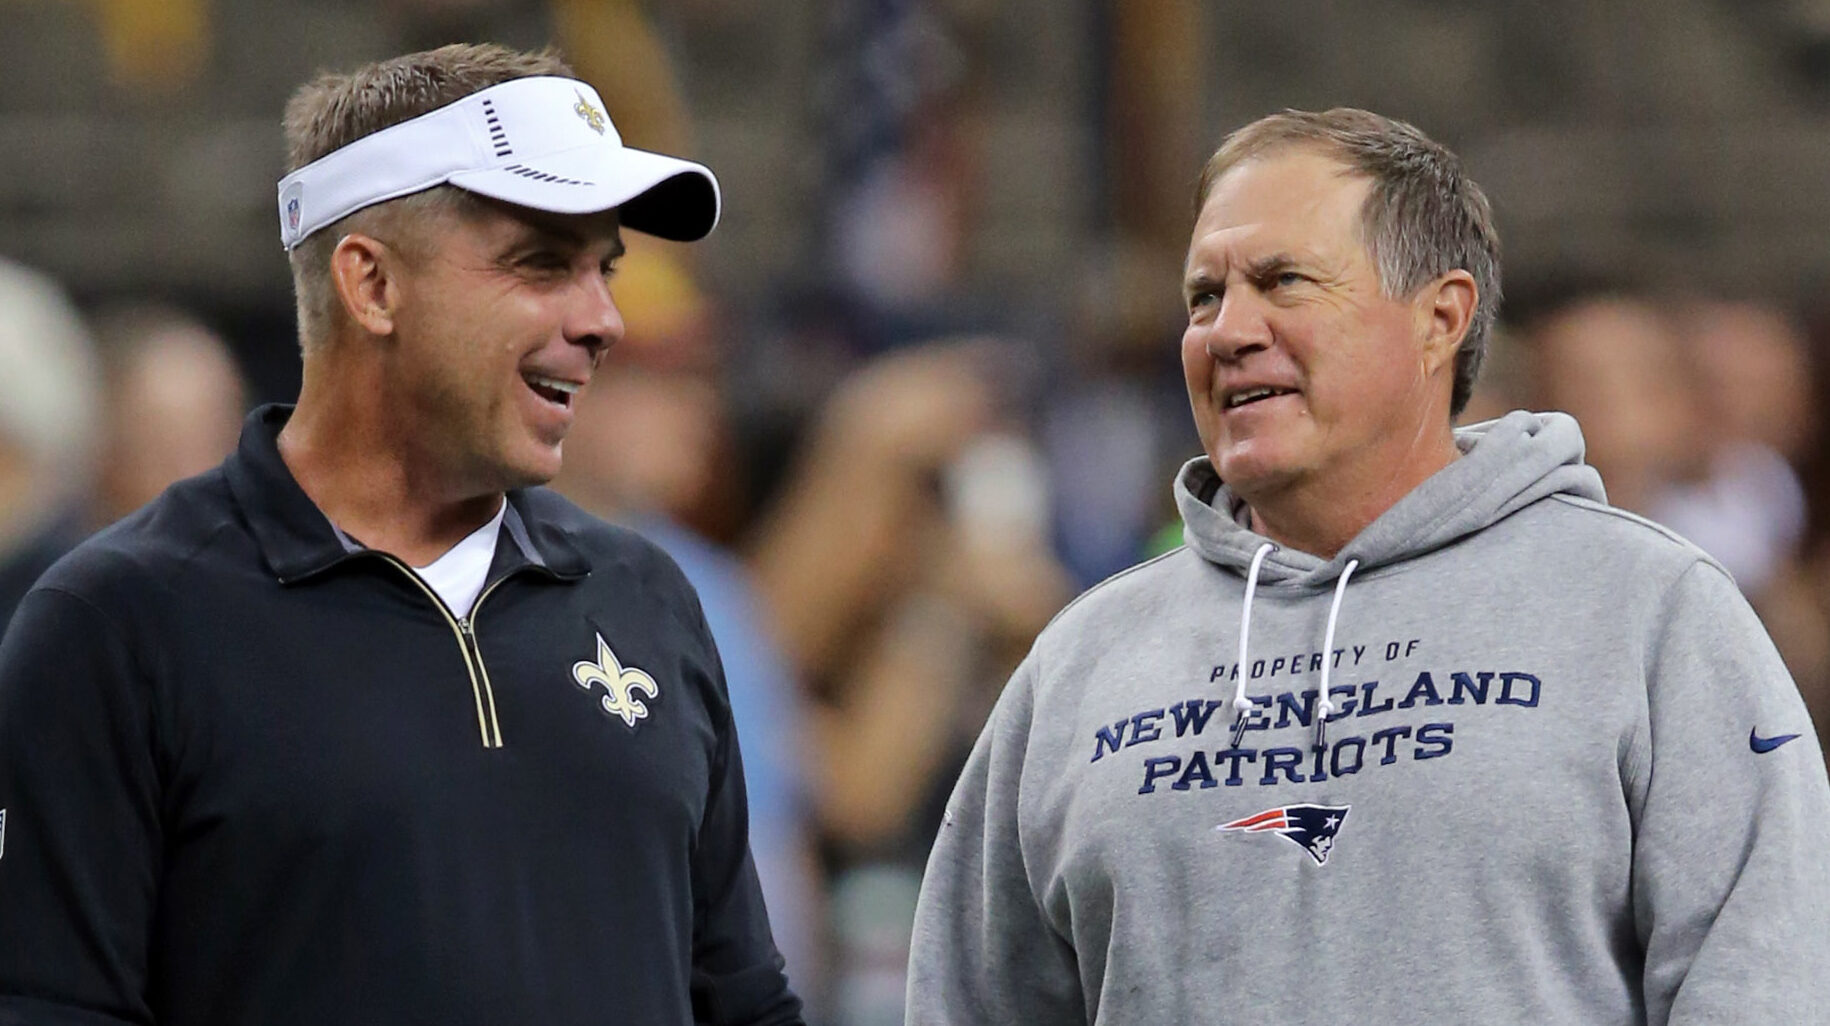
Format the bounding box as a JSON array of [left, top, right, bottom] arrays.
[[1218, 803, 1351, 866], [572, 632, 659, 728]]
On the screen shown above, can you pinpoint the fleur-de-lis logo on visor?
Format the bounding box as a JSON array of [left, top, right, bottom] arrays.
[[573, 91, 607, 135]]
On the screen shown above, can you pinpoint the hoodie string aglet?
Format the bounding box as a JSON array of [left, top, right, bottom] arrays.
[[1309, 560, 1359, 754], [1228, 543, 1278, 752]]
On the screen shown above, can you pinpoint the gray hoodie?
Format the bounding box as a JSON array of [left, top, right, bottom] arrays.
[[907, 411, 1830, 1025]]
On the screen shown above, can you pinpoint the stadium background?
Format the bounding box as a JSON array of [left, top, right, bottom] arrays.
[[5, 1, 1830, 1021]]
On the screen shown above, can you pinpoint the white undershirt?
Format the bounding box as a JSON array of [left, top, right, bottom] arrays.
[[414, 501, 506, 616]]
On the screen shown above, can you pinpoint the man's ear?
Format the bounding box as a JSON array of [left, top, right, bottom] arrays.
[[1418, 269, 1477, 376], [328, 233, 401, 338]]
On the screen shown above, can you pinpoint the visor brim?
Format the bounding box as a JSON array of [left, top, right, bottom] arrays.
[[448, 144, 720, 242]]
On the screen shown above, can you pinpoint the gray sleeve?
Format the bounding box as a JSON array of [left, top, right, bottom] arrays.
[[905, 656, 1086, 1026], [1631, 560, 1830, 1025]]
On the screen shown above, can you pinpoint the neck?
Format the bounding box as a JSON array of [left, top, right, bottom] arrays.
[[1240, 419, 1460, 561], [549, 462, 626, 521], [279, 349, 502, 566]]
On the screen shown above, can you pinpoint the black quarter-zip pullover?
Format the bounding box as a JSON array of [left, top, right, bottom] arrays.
[[0, 405, 803, 1026]]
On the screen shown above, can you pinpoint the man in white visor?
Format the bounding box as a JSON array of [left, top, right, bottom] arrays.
[[0, 43, 805, 1026]]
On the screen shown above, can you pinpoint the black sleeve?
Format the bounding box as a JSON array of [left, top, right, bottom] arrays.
[[686, 644, 804, 1026], [0, 587, 161, 1025]]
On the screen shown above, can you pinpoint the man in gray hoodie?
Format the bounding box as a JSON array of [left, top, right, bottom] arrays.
[[906, 108, 1830, 1025]]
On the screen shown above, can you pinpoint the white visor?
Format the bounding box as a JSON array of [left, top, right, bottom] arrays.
[[276, 76, 720, 250]]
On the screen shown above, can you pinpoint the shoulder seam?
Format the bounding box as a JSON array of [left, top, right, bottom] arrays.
[[1544, 494, 1729, 571], [24, 584, 153, 684], [1040, 545, 1191, 635], [104, 510, 248, 608], [30, 583, 125, 629], [1544, 493, 1686, 544]]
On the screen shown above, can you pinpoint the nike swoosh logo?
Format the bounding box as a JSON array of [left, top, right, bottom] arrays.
[[1750, 729, 1802, 754]]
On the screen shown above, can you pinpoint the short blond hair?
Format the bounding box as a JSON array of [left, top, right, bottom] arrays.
[[1196, 109, 1502, 417], [282, 44, 574, 349]]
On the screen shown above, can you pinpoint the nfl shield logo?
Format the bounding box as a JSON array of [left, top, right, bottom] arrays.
[[286, 197, 301, 233]]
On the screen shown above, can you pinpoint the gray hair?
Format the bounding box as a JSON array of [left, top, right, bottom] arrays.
[[1196, 108, 1502, 417]]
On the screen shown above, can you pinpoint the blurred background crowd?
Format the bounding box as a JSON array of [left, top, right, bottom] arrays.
[[7, 0, 1830, 1021]]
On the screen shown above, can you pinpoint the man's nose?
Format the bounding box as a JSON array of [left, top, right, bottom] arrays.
[[1202, 288, 1272, 361], [568, 270, 625, 357]]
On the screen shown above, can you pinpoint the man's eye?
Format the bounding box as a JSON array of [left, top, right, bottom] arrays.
[[600, 259, 619, 279], [1274, 271, 1304, 287], [1189, 290, 1218, 310]]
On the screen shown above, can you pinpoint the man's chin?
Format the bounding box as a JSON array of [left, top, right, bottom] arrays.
[[1211, 447, 1304, 496], [499, 441, 564, 491]]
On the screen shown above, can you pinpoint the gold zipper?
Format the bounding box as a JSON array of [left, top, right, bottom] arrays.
[[462, 575, 510, 748], [377, 556, 509, 749]]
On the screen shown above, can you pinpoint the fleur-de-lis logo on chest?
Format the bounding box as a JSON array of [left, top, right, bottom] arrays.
[[572, 632, 658, 728]]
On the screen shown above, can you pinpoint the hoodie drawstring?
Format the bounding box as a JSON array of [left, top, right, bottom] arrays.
[[1311, 559, 1359, 752], [1228, 542, 1277, 748], [1227, 546, 1359, 753]]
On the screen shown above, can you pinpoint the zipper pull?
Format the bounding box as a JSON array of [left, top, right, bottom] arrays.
[[458, 616, 473, 637]]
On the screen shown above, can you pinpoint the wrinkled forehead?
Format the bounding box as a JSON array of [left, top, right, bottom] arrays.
[[1186, 149, 1373, 266]]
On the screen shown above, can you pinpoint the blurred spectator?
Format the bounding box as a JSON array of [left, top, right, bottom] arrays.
[[1648, 300, 1813, 598], [750, 342, 1068, 851], [1684, 300, 1818, 464], [1046, 242, 1197, 585], [746, 338, 1072, 1025], [0, 260, 100, 635], [87, 304, 247, 527], [1531, 295, 1703, 517]]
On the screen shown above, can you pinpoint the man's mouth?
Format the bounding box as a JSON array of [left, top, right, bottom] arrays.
[[1224, 386, 1297, 409], [523, 372, 582, 408]]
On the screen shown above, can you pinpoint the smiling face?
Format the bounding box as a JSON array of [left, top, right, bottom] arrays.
[[1182, 146, 1454, 507], [383, 199, 625, 494]]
